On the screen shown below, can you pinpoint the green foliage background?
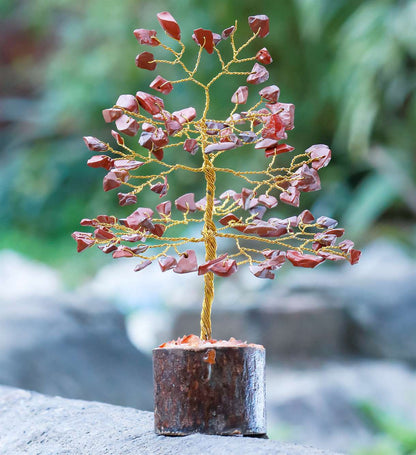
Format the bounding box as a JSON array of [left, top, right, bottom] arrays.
[[0, 0, 415, 276]]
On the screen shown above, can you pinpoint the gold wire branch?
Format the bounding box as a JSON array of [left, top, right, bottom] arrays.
[[77, 16, 359, 341]]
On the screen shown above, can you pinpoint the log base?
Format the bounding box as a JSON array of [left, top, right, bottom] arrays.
[[153, 339, 266, 436]]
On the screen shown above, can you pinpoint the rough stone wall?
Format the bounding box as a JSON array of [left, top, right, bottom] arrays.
[[0, 386, 342, 455]]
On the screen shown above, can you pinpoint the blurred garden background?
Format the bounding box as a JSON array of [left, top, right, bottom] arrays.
[[1, 0, 416, 454]]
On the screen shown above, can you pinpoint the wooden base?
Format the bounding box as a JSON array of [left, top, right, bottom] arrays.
[[153, 343, 266, 436]]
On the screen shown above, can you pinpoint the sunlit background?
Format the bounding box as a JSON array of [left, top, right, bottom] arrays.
[[1, 0, 416, 454]]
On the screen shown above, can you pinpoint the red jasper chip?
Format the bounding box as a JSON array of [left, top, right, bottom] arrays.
[[219, 213, 246, 232], [150, 176, 168, 197], [193, 28, 215, 54], [255, 138, 279, 150], [204, 141, 236, 154], [306, 144, 332, 170], [317, 251, 345, 261], [297, 209, 315, 224], [102, 108, 123, 123], [268, 102, 295, 130], [72, 232, 94, 252], [113, 159, 144, 171], [259, 85, 279, 103], [150, 75, 173, 94], [125, 207, 154, 230], [239, 131, 258, 143], [265, 144, 295, 157], [195, 197, 220, 211], [262, 250, 286, 269], [292, 164, 321, 192], [183, 138, 199, 155], [287, 250, 325, 268], [250, 206, 267, 220], [156, 200, 171, 217], [198, 254, 228, 275], [157, 12, 181, 41], [314, 232, 337, 246], [234, 193, 258, 210], [116, 94, 139, 113], [262, 114, 286, 140], [172, 107, 196, 124], [121, 234, 146, 243], [219, 189, 237, 200], [80, 219, 96, 227], [83, 136, 108, 152], [165, 118, 182, 136], [206, 121, 226, 135], [244, 220, 287, 238], [87, 155, 114, 170], [115, 115, 140, 136], [209, 259, 238, 277], [213, 33, 222, 45], [174, 250, 198, 274], [250, 265, 274, 279], [139, 131, 153, 150], [135, 51, 157, 71], [152, 148, 164, 161], [118, 193, 137, 206], [134, 260, 152, 272], [130, 245, 149, 254], [231, 86, 248, 104], [349, 249, 361, 265], [256, 47, 272, 65], [222, 26, 235, 39], [258, 194, 278, 209], [135, 91, 164, 115], [151, 224, 166, 237], [94, 228, 115, 240], [317, 216, 338, 229], [280, 186, 300, 207], [112, 247, 134, 259], [151, 128, 169, 148], [282, 216, 298, 228], [159, 256, 177, 272], [339, 239, 354, 253], [133, 28, 159, 46], [326, 228, 345, 237], [175, 193, 197, 212], [142, 122, 156, 133], [111, 130, 124, 146], [241, 187, 255, 210], [98, 244, 118, 254], [248, 15, 269, 38], [96, 215, 117, 225], [249, 108, 269, 126], [103, 171, 123, 192], [247, 63, 269, 85], [227, 113, 245, 124]]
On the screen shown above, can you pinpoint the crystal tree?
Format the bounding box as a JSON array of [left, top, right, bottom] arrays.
[[73, 12, 361, 341]]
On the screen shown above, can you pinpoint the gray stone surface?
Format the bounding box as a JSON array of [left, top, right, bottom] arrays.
[[0, 386, 342, 455], [266, 360, 416, 453], [0, 294, 153, 410]]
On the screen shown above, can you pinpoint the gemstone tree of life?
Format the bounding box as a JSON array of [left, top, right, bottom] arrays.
[[73, 12, 361, 341]]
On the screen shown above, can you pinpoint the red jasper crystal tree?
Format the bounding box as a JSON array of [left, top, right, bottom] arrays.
[[73, 12, 361, 341]]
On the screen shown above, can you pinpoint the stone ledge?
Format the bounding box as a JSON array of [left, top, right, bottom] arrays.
[[0, 386, 342, 455]]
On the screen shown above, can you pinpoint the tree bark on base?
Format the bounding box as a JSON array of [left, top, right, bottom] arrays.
[[153, 345, 266, 436]]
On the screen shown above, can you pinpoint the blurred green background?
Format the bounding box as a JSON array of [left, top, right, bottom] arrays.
[[1, 0, 415, 284]]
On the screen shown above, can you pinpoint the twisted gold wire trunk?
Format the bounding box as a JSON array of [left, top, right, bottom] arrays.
[[200, 153, 217, 340]]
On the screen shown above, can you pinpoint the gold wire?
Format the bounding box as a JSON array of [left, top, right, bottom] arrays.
[[92, 23, 351, 340]]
